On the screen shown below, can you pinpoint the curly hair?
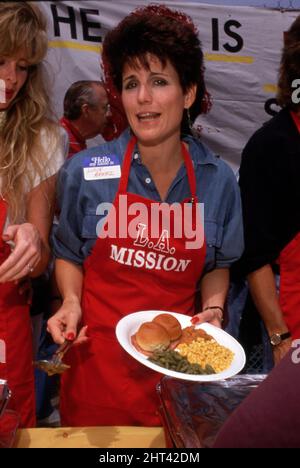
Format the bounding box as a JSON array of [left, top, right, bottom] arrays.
[[277, 15, 300, 110], [0, 2, 60, 222], [284, 15, 300, 47], [102, 4, 211, 136]]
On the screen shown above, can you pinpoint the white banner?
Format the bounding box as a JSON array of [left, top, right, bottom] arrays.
[[38, 1, 300, 170]]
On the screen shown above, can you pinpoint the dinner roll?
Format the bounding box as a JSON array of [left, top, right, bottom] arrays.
[[135, 321, 170, 352], [152, 313, 182, 341]]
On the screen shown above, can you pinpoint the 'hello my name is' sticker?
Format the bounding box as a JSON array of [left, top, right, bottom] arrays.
[[83, 155, 121, 180]]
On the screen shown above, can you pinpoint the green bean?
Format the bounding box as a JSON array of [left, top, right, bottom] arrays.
[[149, 349, 216, 375], [205, 364, 216, 374]]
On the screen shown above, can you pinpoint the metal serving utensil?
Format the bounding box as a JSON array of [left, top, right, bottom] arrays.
[[33, 339, 73, 376]]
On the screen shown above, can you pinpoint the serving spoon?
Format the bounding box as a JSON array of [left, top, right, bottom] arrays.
[[34, 339, 73, 376]]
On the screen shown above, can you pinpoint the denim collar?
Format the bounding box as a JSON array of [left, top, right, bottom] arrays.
[[117, 127, 218, 167]]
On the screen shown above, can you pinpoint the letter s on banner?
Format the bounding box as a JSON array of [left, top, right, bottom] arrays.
[[291, 339, 300, 364]]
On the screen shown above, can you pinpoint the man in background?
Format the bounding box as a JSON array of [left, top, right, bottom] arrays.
[[60, 80, 112, 158]]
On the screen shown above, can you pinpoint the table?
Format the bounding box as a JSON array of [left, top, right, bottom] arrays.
[[13, 426, 166, 448]]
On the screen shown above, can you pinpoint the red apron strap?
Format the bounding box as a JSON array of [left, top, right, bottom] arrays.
[[181, 142, 197, 200], [118, 136, 137, 194], [119, 136, 197, 199], [0, 198, 7, 239]]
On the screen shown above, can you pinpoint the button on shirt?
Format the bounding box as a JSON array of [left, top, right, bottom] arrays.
[[53, 129, 244, 273]]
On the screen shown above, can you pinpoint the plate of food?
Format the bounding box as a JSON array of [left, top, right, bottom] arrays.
[[116, 310, 246, 382]]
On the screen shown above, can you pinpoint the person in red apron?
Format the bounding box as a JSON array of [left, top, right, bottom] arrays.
[[48, 5, 243, 427], [278, 110, 300, 339], [0, 3, 67, 427], [235, 15, 300, 365], [0, 199, 36, 428]]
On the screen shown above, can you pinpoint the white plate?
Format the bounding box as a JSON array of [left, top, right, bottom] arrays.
[[116, 310, 246, 382]]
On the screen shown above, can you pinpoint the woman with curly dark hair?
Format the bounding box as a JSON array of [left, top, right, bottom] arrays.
[[236, 15, 300, 366], [48, 5, 243, 427]]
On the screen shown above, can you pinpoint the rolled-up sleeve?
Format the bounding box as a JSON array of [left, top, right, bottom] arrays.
[[215, 165, 244, 268], [52, 163, 86, 265]]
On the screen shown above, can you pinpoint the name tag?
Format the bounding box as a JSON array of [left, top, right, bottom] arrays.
[[83, 154, 121, 180]]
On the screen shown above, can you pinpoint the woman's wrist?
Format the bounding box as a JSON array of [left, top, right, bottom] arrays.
[[203, 305, 224, 322], [63, 295, 81, 306], [203, 305, 224, 314], [191, 305, 224, 325]]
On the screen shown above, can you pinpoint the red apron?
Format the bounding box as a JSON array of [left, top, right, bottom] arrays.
[[60, 137, 206, 426], [277, 111, 300, 339], [0, 199, 36, 428]]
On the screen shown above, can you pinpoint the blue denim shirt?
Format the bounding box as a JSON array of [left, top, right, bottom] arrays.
[[53, 129, 244, 273]]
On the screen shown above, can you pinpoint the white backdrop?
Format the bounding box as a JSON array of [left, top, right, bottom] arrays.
[[38, 1, 300, 170]]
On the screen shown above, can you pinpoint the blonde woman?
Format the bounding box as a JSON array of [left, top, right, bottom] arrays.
[[0, 2, 67, 427]]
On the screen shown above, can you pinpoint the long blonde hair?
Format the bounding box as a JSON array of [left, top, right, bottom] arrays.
[[0, 2, 60, 222]]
